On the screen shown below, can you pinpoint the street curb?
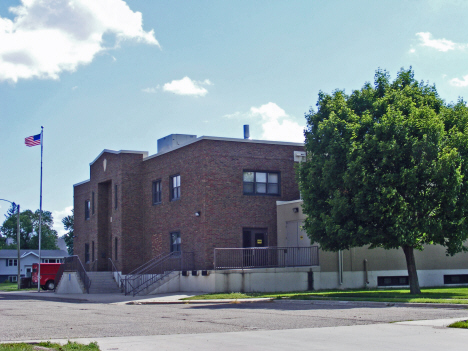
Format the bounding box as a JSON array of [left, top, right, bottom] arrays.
[[273, 298, 468, 309], [126, 298, 275, 305]]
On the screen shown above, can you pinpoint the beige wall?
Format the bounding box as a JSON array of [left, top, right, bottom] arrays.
[[277, 200, 468, 273]]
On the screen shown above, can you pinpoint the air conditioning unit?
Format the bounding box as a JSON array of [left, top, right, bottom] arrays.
[[294, 151, 306, 162]]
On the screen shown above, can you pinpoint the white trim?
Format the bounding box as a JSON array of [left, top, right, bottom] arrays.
[[73, 179, 90, 187], [89, 149, 149, 166], [276, 199, 304, 206]]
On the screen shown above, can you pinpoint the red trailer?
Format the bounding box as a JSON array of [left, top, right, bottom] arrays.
[[31, 263, 61, 290]]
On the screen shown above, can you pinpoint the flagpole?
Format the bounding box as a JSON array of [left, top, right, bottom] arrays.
[[38, 126, 43, 292]]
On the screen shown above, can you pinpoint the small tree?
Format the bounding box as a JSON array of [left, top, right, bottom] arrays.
[[298, 68, 468, 294], [62, 210, 74, 255]]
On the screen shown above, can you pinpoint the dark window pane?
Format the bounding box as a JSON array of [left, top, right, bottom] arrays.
[[243, 183, 254, 194], [267, 184, 278, 194]]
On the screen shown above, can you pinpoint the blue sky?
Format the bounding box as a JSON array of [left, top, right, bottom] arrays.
[[1, 0, 468, 236]]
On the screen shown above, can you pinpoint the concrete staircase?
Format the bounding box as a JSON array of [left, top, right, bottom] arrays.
[[87, 272, 121, 294]]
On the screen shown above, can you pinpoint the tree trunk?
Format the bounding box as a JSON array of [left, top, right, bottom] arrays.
[[402, 245, 421, 294]]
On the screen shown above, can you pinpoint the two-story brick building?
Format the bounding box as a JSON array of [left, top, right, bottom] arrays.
[[74, 134, 305, 274]]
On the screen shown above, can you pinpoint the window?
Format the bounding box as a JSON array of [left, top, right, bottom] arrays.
[[41, 259, 61, 263], [9, 276, 17, 283], [171, 175, 181, 200], [170, 232, 181, 252], [115, 237, 118, 261], [6, 259, 17, 267], [92, 191, 95, 215], [243, 171, 280, 195], [114, 184, 118, 210], [152, 180, 162, 204], [85, 200, 90, 220], [444, 275, 468, 284], [377, 276, 409, 286], [92, 241, 95, 262], [85, 243, 90, 263]]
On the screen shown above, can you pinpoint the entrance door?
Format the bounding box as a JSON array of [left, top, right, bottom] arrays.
[[242, 228, 268, 267], [242, 228, 267, 247], [25, 266, 32, 278]]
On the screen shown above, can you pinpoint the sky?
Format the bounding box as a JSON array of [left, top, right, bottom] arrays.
[[1, 0, 468, 236]]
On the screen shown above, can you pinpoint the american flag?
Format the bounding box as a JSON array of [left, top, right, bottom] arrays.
[[25, 133, 41, 147]]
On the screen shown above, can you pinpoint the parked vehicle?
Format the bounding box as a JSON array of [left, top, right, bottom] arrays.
[[31, 263, 61, 290]]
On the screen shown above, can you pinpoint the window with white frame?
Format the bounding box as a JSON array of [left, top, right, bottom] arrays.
[[170, 175, 181, 201], [9, 276, 17, 283], [6, 259, 18, 266]]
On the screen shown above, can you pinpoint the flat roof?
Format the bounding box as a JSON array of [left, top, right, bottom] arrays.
[[144, 135, 304, 161]]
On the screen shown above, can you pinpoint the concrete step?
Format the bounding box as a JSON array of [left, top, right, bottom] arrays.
[[87, 271, 121, 294]]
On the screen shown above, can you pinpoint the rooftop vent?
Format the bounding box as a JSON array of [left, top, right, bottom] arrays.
[[157, 134, 197, 154], [243, 125, 250, 139]]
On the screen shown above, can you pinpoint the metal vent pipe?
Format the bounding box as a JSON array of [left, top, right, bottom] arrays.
[[243, 125, 250, 139]]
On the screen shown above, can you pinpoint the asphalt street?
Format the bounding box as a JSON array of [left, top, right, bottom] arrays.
[[1, 292, 467, 345]]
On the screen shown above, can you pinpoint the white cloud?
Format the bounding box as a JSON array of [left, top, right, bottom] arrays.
[[416, 32, 466, 52], [225, 102, 305, 143], [250, 102, 305, 142], [162, 76, 211, 96], [52, 206, 73, 237], [450, 74, 468, 87], [142, 87, 157, 93], [0, 0, 158, 82]]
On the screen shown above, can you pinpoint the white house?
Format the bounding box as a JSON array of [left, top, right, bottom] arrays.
[[0, 249, 69, 283]]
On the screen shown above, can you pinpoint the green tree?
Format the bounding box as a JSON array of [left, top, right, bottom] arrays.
[[298, 68, 468, 294], [1, 207, 59, 250], [62, 209, 74, 255]]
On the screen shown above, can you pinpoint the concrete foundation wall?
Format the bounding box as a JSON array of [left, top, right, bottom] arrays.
[[55, 271, 85, 294]]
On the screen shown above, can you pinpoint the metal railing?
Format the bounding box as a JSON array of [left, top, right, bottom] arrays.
[[123, 251, 194, 296], [214, 246, 319, 270], [108, 258, 123, 292], [55, 255, 91, 293]]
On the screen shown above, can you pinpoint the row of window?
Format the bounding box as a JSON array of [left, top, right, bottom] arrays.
[[84, 238, 118, 264], [85, 185, 119, 220], [152, 175, 180, 205], [152, 171, 280, 205], [84, 171, 281, 219], [6, 258, 62, 267]]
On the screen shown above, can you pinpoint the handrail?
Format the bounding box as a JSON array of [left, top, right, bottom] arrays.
[[108, 258, 123, 292], [214, 246, 319, 270], [91, 259, 98, 272], [55, 255, 91, 293], [126, 253, 165, 276], [123, 251, 194, 296]]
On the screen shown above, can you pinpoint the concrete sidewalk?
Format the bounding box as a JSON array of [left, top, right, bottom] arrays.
[[26, 317, 468, 351]]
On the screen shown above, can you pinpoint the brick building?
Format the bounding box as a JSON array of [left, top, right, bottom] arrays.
[[74, 134, 304, 274]]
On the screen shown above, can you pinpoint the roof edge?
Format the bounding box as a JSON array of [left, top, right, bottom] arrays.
[[144, 136, 304, 161], [73, 179, 90, 187], [89, 149, 149, 166]]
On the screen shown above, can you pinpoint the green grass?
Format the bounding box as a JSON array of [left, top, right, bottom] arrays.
[[0, 282, 36, 292], [449, 320, 468, 329], [0, 341, 100, 350], [183, 287, 468, 304]]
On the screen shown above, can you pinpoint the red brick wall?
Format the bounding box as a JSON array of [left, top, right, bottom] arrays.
[[74, 140, 303, 273]]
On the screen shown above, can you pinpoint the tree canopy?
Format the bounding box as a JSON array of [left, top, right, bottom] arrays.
[[1, 204, 59, 250], [298, 68, 468, 294]]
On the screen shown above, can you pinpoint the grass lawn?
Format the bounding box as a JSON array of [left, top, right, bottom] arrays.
[[183, 286, 468, 304], [0, 282, 36, 292], [0, 341, 100, 350], [449, 320, 468, 329]]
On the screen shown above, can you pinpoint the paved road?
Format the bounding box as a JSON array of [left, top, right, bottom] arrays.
[[1, 292, 467, 343]]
